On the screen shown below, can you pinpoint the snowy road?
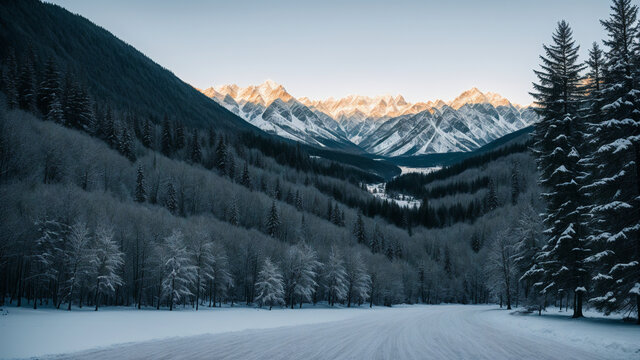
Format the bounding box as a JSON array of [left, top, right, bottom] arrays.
[[54, 305, 624, 360]]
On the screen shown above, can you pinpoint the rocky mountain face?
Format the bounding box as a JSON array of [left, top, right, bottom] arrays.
[[200, 81, 536, 156]]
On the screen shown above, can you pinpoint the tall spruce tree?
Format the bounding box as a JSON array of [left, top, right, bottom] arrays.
[[266, 200, 280, 238], [530, 20, 588, 318], [189, 130, 202, 164], [161, 116, 173, 156], [583, 0, 640, 322]]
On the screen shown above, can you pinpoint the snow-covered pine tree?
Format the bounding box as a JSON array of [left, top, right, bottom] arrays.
[[255, 257, 285, 310], [266, 200, 280, 238], [135, 165, 146, 203], [530, 20, 589, 318], [89, 226, 124, 311], [344, 252, 371, 307], [64, 222, 92, 310], [353, 211, 366, 245], [583, 0, 640, 322], [210, 243, 233, 307], [161, 230, 196, 311], [324, 246, 348, 306]]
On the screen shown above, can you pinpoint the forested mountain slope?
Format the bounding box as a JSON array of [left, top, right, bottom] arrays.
[[0, 0, 252, 131]]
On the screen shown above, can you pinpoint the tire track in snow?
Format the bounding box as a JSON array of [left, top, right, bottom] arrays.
[[56, 306, 605, 360]]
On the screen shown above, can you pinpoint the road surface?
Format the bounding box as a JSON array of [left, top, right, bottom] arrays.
[[55, 305, 606, 360]]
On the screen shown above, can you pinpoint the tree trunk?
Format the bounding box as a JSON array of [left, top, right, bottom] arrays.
[[94, 279, 100, 311], [572, 290, 584, 318]]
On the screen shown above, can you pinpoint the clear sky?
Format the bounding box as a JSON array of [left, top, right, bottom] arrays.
[[49, 0, 609, 105]]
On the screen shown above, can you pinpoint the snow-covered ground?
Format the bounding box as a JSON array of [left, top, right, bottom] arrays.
[[366, 183, 420, 208], [1, 305, 638, 359], [399, 166, 442, 175]]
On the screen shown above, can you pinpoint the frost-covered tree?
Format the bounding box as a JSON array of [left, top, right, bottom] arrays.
[[486, 229, 516, 309], [283, 243, 321, 308], [344, 252, 370, 307], [530, 20, 589, 318], [31, 219, 66, 309], [583, 0, 640, 321], [255, 257, 285, 310], [512, 205, 544, 300], [189, 232, 215, 310], [160, 230, 196, 311], [89, 226, 124, 311], [324, 247, 348, 306], [64, 222, 92, 310]]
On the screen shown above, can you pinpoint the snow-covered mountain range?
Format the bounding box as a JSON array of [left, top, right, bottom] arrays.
[[200, 81, 537, 156]]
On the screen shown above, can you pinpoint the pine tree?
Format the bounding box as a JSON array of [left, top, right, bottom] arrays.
[[584, 0, 640, 321], [160, 230, 196, 311], [101, 108, 117, 147], [142, 118, 153, 149], [38, 57, 61, 117], [484, 178, 499, 212], [324, 247, 348, 306], [266, 200, 280, 238], [46, 92, 64, 124], [240, 162, 252, 189], [255, 257, 285, 310], [214, 135, 227, 175], [89, 226, 124, 311], [530, 20, 588, 318], [134, 165, 146, 203], [119, 126, 135, 162], [189, 130, 202, 164], [353, 211, 366, 244], [161, 116, 173, 156], [164, 182, 177, 214]]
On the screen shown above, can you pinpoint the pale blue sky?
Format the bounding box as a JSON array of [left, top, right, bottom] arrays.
[[50, 0, 608, 105]]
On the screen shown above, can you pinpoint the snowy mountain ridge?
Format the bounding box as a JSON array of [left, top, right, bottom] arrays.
[[199, 81, 537, 156]]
